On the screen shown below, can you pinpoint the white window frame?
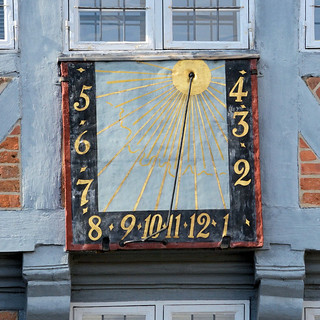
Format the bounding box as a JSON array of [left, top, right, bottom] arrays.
[[163, 0, 252, 50], [68, 0, 156, 51], [304, 302, 320, 320], [66, 0, 254, 51], [303, 0, 320, 49], [70, 300, 250, 320], [0, 0, 16, 50]]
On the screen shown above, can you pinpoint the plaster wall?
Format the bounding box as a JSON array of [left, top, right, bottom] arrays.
[[0, 0, 319, 319]]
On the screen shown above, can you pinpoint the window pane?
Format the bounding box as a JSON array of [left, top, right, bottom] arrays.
[[172, 0, 195, 8], [218, 10, 239, 41], [173, 11, 194, 41], [124, 11, 146, 41], [220, 0, 240, 7], [195, 10, 218, 41], [195, 0, 217, 7], [80, 10, 101, 41], [79, 0, 103, 7], [315, 6, 320, 40], [79, 9, 145, 42], [316, 0, 320, 6], [103, 315, 146, 320], [0, 0, 4, 40], [172, 313, 235, 320], [124, 0, 146, 8], [83, 315, 101, 320]]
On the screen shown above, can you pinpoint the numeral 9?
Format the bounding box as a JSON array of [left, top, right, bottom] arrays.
[[120, 214, 136, 240]]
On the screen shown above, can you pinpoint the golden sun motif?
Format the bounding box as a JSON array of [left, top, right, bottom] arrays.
[[96, 60, 230, 213]]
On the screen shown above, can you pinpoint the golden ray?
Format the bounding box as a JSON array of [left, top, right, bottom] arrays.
[[195, 96, 226, 209], [146, 92, 182, 158], [194, 96, 206, 169], [134, 94, 183, 210], [128, 145, 139, 154], [102, 147, 146, 212], [198, 170, 213, 176], [210, 64, 225, 71], [209, 85, 222, 95], [138, 61, 172, 71], [162, 95, 186, 158], [206, 88, 227, 109], [187, 101, 191, 163], [107, 76, 171, 84], [197, 95, 224, 160], [191, 97, 198, 209], [98, 91, 176, 176], [136, 92, 178, 145], [96, 80, 172, 98], [154, 103, 184, 210], [103, 96, 179, 211], [133, 88, 177, 126], [211, 81, 226, 87], [203, 92, 225, 120], [174, 104, 189, 210], [201, 93, 228, 142], [96, 70, 169, 75], [97, 86, 175, 135]]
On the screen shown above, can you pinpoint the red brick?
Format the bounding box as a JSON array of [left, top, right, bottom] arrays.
[[306, 77, 320, 90], [301, 178, 320, 190], [0, 195, 20, 208], [0, 151, 19, 163], [0, 311, 18, 320], [10, 125, 20, 135], [299, 137, 309, 149], [300, 150, 317, 161], [0, 180, 19, 192], [316, 86, 320, 100], [302, 193, 320, 206], [0, 137, 19, 150], [0, 165, 19, 179], [301, 163, 320, 175]]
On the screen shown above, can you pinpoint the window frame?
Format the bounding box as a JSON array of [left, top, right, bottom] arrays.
[[304, 302, 320, 320], [0, 0, 16, 50], [163, 0, 251, 50], [304, 0, 320, 48], [66, 0, 254, 51], [71, 300, 250, 320], [68, 0, 156, 51]]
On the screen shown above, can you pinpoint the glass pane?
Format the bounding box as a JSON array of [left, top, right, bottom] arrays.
[[316, 0, 320, 6], [315, 7, 320, 40], [103, 315, 146, 320], [195, 10, 218, 41], [173, 11, 194, 41], [0, 3, 4, 40], [218, 10, 239, 41], [315, 316, 320, 320], [172, 0, 195, 8], [195, 0, 217, 7], [79, 9, 145, 41], [80, 10, 101, 41], [83, 315, 101, 320], [124, 11, 146, 41], [172, 313, 235, 320], [101, 11, 124, 41], [220, 0, 240, 7], [125, 0, 146, 8], [79, 0, 102, 7], [101, 0, 124, 7]]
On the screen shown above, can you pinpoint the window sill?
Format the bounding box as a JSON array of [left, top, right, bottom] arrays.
[[58, 49, 260, 62]]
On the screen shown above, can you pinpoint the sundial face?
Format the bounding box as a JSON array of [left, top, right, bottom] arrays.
[[95, 60, 230, 213], [63, 59, 263, 251]]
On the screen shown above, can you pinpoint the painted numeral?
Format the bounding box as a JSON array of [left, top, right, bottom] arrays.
[[234, 159, 251, 186], [74, 85, 92, 111], [88, 215, 102, 241], [232, 111, 249, 138], [229, 77, 248, 102]]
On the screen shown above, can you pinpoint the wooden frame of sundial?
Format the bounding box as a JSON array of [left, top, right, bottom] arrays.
[[61, 58, 263, 251]]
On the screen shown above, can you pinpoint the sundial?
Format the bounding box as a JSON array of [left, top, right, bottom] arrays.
[[61, 58, 263, 250]]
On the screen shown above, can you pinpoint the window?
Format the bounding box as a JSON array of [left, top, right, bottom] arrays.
[[0, 0, 16, 49], [305, 0, 320, 48], [67, 0, 253, 50], [304, 302, 320, 320], [71, 301, 249, 320]]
